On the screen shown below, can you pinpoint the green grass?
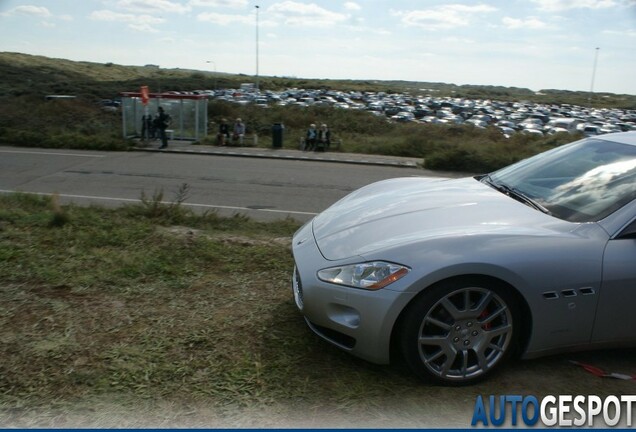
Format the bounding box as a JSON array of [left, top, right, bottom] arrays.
[[204, 101, 579, 172], [3, 52, 635, 108], [1, 193, 635, 427], [0, 52, 627, 173], [1, 193, 434, 426], [2, 51, 635, 427], [0, 193, 300, 406]]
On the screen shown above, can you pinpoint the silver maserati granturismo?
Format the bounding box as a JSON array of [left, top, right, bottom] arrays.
[[291, 131, 636, 385]]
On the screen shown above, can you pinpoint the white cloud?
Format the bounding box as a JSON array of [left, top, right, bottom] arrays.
[[392, 4, 498, 30], [268, 1, 348, 27], [531, 0, 618, 11], [115, 0, 191, 14], [345, 23, 391, 35], [502, 16, 548, 29], [90, 9, 165, 32], [196, 11, 253, 25], [91, 10, 164, 24], [189, 0, 248, 8], [5, 5, 52, 18], [1, 6, 75, 22], [603, 29, 636, 37], [128, 23, 160, 32], [344, 2, 361, 11], [442, 36, 476, 44]]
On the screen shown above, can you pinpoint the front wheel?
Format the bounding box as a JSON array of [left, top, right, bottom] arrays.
[[398, 279, 520, 385]]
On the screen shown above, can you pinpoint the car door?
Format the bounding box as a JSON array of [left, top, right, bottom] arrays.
[[592, 218, 636, 343]]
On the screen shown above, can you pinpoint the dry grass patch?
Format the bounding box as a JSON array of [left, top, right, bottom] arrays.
[[1, 193, 635, 428]]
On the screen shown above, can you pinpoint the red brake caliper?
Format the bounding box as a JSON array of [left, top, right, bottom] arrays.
[[479, 309, 492, 330]]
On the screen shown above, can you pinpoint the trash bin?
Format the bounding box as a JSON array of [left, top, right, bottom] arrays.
[[272, 123, 284, 148]]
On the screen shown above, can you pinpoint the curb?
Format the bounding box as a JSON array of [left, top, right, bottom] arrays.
[[131, 146, 421, 168]]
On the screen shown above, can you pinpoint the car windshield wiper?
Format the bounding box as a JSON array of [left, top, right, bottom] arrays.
[[481, 175, 552, 215]]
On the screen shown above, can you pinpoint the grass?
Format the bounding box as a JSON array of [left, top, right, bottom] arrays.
[[3, 52, 635, 108], [205, 101, 578, 172], [1, 51, 633, 173], [1, 51, 635, 426], [1, 193, 635, 427]]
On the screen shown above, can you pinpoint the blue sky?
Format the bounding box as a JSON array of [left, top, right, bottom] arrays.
[[1, 0, 635, 94]]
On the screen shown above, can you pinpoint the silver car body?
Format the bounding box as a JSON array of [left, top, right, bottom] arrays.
[[292, 132, 636, 368]]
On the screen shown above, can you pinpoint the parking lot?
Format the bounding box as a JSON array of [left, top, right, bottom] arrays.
[[196, 86, 636, 138]]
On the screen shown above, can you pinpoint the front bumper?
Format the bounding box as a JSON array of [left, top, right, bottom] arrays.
[[291, 224, 416, 365]]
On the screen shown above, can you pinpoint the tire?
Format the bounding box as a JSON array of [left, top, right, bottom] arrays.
[[398, 278, 520, 385]]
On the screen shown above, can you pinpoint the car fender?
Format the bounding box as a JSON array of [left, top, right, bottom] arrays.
[[367, 227, 607, 357]]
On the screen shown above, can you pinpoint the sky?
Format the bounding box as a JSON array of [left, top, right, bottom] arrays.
[[1, 0, 635, 95]]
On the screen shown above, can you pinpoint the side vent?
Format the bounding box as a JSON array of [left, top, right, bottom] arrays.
[[543, 288, 596, 300]]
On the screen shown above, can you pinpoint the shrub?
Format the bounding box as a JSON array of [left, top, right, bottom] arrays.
[[0, 95, 129, 150], [0, 93, 580, 174]]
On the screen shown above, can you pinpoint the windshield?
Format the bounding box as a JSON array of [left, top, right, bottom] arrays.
[[489, 137, 636, 222]]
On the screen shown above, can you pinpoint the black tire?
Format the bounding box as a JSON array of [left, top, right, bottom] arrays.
[[398, 278, 520, 385]]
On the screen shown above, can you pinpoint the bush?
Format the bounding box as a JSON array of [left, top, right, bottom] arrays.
[[0, 94, 580, 174], [0, 95, 129, 150], [204, 100, 582, 172]]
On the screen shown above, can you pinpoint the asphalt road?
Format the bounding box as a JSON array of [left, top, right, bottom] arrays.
[[0, 146, 430, 222]]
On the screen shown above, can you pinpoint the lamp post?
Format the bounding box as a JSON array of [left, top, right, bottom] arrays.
[[206, 60, 217, 90], [255, 4, 260, 92], [588, 47, 600, 106]]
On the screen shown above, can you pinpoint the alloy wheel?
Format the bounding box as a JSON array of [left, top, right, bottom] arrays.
[[416, 286, 514, 382]]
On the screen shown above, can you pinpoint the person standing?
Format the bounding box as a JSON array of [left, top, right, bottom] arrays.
[[305, 123, 317, 151], [141, 114, 150, 141], [147, 114, 156, 139], [218, 119, 230, 146], [317, 123, 330, 151], [156, 106, 171, 149]]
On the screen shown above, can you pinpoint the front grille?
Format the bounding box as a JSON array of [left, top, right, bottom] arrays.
[[292, 266, 304, 310]]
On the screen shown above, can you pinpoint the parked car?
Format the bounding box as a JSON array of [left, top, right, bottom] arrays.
[[496, 120, 518, 130], [464, 118, 487, 128], [420, 116, 443, 124], [291, 132, 636, 385], [544, 118, 583, 134], [521, 128, 544, 137], [98, 99, 120, 112], [581, 124, 602, 136], [391, 111, 415, 122], [497, 126, 516, 137]]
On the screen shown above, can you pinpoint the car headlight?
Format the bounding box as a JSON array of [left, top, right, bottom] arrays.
[[317, 261, 410, 290]]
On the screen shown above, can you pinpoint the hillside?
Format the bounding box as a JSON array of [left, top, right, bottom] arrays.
[[1, 51, 635, 108], [0, 51, 631, 174]]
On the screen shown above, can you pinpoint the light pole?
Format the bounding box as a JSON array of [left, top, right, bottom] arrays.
[[255, 4, 260, 92], [588, 47, 600, 105], [206, 60, 217, 90]]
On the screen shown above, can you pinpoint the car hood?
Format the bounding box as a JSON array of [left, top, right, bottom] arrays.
[[312, 177, 567, 261]]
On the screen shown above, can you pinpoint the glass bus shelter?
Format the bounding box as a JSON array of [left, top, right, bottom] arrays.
[[121, 92, 208, 141]]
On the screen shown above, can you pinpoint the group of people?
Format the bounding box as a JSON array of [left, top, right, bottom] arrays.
[[141, 106, 171, 149], [144, 111, 332, 152], [304, 123, 330, 151], [217, 118, 246, 146]]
